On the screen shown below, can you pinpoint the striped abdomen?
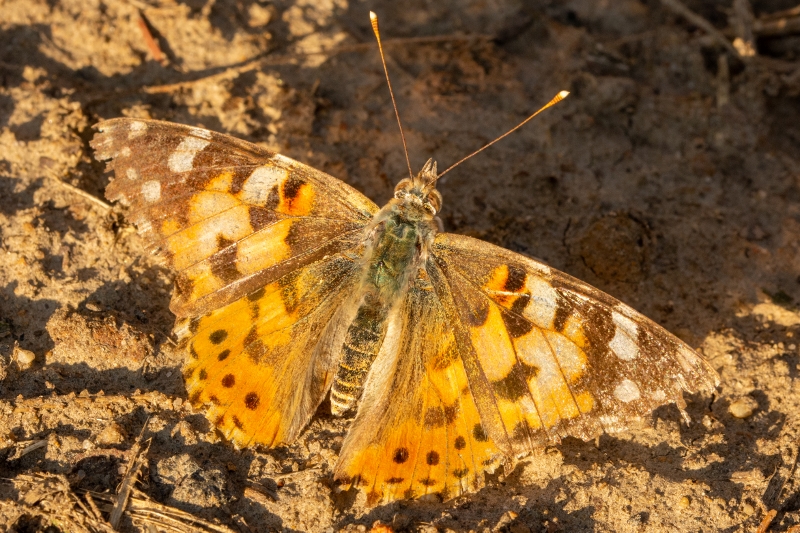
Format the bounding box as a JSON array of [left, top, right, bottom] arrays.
[[330, 293, 390, 414]]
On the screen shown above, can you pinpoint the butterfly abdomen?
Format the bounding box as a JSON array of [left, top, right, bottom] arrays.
[[330, 293, 391, 414]]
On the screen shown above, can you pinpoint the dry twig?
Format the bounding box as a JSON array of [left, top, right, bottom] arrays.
[[659, 0, 742, 57], [732, 0, 757, 57], [754, 14, 800, 36], [52, 178, 112, 211], [109, 426, 151, 528], [137, 13, 169, 66]]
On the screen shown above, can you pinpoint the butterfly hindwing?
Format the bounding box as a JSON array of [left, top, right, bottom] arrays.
[[91, 118, 379, 317], [430, 233, 720, 456], [334, 272, 503, 504], [180, 248, 364, 446]]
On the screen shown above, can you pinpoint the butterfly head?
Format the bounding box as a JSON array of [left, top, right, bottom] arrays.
[[393, 158, 442, 216]]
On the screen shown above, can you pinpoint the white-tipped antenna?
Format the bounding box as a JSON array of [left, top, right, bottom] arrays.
[[370, 11, 414, 181], [437, 90, 570, 179]]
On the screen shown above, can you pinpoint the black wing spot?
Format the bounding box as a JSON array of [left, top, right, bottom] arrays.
[[420, 478, 438, 487], [245, 392, 260, 410], [385, 477, 405, 484], [221, 374, 235, 387], [504, 265, 527, 292], [232, 415, 243, 429], [198, 369, 208, 380], [282, 176, 305, 202], [426, 451, 440, 466], [473, 423, 488, 442], [217, 349, 231, 361], [452, 467, 469, 478], [393, 448, 410, 463], [454, 436, 466, 450], [209, 329, 228, 344], [209, 394, 220, 405]]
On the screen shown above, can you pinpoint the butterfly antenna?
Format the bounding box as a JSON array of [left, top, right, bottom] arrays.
[[370, 11, 414, 181], [437, 90, 570, 179]]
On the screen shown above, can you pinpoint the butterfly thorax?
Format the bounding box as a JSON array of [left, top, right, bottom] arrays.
[[329, 160, 441, 415]]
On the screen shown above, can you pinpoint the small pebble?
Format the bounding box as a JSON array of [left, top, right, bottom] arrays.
[[96, 422, 126, 445], [14, 344, 35, 368], [248, 3, 272, 26], [678, 496, 691, 509], [729, 396, 758, 418], [742, 502, 755, 516], [85, 302, 102, 312], [496, 510, 519, 529], [369, 521, 393, 533]]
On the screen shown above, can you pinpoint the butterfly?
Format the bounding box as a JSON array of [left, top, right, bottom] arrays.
[[90, 16, 719, 507]]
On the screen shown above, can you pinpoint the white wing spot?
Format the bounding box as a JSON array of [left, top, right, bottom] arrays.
[[127, 121, 148, 139], [126, 167, 139, 180], [523, 277, 558, 329], [119, 146, 131, 157], [141, 180, 161, 203], [614, 379, 641, 403], [609, 311, 640, 361], [240, 165, 287, 205], [189, 127, 213, 140], [168, 137, 210, 172]]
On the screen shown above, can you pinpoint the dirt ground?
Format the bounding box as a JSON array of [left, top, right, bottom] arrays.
[[1, 0, 800, 531]]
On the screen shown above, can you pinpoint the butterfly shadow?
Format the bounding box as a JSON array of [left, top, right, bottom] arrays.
[[556, 395, 786, 515], [330, 472, 598, 532]]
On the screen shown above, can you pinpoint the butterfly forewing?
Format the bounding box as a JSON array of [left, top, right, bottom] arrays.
[[91, 117, 378, 449], [91, 118, 378, 317], [430, 233, 719, 455]]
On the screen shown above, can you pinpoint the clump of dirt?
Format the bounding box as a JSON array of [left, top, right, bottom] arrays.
[[2, 0, 800, 531]]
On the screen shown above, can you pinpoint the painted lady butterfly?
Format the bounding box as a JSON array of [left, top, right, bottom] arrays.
[[91, 13, 718, 506]]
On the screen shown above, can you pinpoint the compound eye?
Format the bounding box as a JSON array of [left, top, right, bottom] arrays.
[[393, 178, 413, 194], [425, 189, 442, 214]]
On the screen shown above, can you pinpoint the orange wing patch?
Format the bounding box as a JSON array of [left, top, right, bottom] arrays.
[[180, 249, 362, 448], [335, 285, 502, 505]]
